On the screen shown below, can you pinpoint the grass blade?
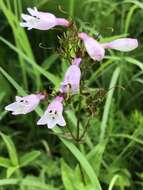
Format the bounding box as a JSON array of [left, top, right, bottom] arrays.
[[100, 67, 120, 142], [0, 132, 18, 166]]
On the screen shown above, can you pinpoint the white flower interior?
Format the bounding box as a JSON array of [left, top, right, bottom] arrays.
[[37, 108, 66, 128]]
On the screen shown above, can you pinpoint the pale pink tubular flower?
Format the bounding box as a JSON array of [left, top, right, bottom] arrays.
[[102, 38, 138, 52], [37, 96, 66, 129], [5, 93, 45, 115], [20, 7, 69, 30], [78, 32, 138, 61], [60, 58, 82, 94], [78, 32, 105, 61]]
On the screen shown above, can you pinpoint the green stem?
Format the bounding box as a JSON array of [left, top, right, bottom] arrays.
[[76, 142, 86, 185], [79, 118, 90, 141], [79, 156, 86, 185], [76, 93, 82, 141], [66, 125, 77, 141], [75, 85, 86, 184], [69, 0, 74, 18]]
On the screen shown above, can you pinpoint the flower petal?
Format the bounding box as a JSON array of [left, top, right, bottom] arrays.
[[27, 7, 38, 17], [102, 38, 138, 52], [57, 114, 66, 126], [78, 32, 105, 61], [28, 27, 33, 30], [5, 103, 27, 115], [12, 111, 26, 115], [20, 22, 29, 28], [84, 38, 105, 61], [47, 119, 57, 128], [21, 14, 33, 21], [5, 102, 18, 111], [16, 96, 22, 102], [72, 58, 82, 66], [60, 62, 81, 94], [37, 113, 48, 125], [37, 12, 56, 21]]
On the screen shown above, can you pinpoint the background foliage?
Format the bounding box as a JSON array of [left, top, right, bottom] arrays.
[[0, 0, 143, 189]]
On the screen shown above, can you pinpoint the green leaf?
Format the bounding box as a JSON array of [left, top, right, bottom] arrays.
[[42, 54, 59, 70], [0, 132, 18, 166], [125, 57, 143, 71], [61, 159, 75, 190], [125, 0, 143, 9], [108, 175, 120, 190], [100, 67, 120, 141], [59, 136, 102, 190], [6, 166, 18, 178], [74, 166, 94, 190], [61, 160, 91, 190], [0, 66, 26, 95], [87, 141, 107, 175], [19, 151, 41, 167], [0, 157, 11, 168], [124, 5, 138, 33], [21, 176, 57, 190], [0, 178, 20, 186]]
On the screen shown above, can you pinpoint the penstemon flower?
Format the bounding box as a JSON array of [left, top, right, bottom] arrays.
[[37, 96, 66, 128], [78, 32, 138, 61], [78, 32, 105, 61], [60, 58, 82, 94], [102, 38, 138, 52], [20, 7, 70, 30], [5, 93, 45, 115], [5, 5, 139, 140]]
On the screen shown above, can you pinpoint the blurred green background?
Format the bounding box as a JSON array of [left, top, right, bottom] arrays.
[[0, 0, 143, 189]]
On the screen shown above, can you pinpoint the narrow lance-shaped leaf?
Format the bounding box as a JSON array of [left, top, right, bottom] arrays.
[[19, 151, 41, 167], [0, 132, 18, 166]]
